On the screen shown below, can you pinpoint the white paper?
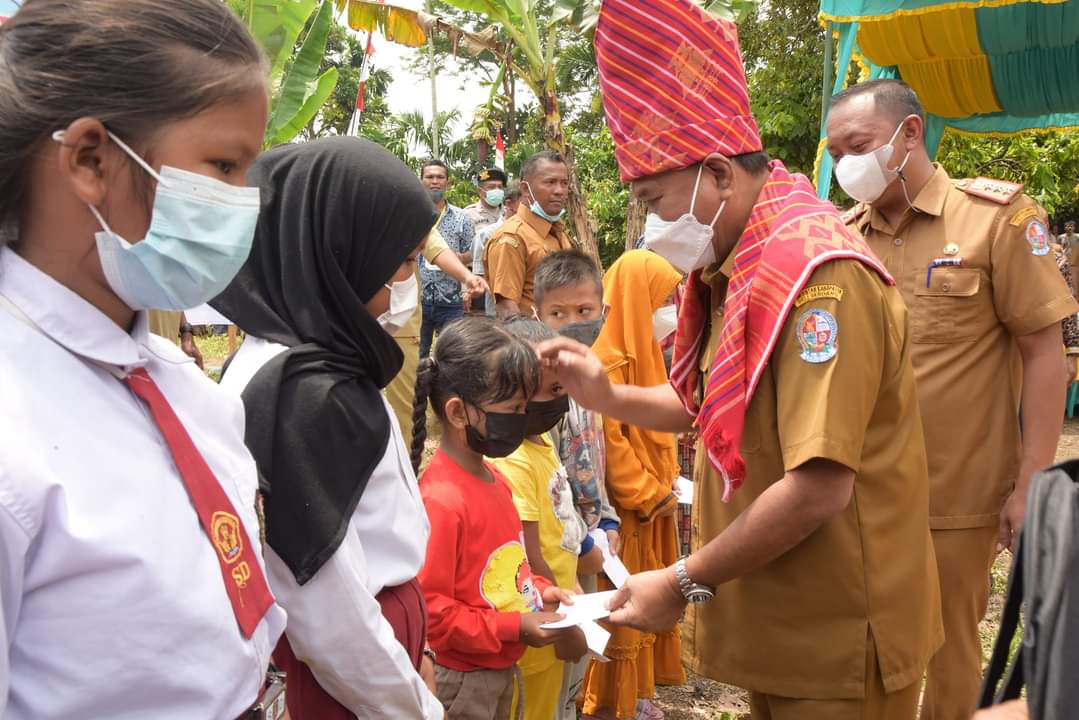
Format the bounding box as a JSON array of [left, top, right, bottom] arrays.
[[675, 476, 694, 505], [589, 529, 631, 589], [540, 590, 617, 629], [580, 619, 611, 662]]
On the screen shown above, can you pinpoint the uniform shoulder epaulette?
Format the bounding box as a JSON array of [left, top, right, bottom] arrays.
[[954, 176, 1024, 205]]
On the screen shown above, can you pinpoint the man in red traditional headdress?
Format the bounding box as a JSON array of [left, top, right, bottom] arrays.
[[539, 0, 942, 717]]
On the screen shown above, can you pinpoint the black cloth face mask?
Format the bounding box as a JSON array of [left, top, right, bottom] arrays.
[[525, 395, 570, 436], [466, 409, 529, 457], [558, 318, 605, 347]]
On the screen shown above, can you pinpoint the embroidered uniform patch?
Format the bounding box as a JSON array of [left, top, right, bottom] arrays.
[[1026, 220, 1050, 256], [795, 284, 844, 307], [796, 308, 838, 363], [1009, 206, 1039, 227]]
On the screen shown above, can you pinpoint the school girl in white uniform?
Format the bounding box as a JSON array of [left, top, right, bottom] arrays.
[[215, 138, 445, 719], [0, 2, 284, 717]]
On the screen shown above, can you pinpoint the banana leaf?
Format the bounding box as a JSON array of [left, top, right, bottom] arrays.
[[264, 0, 338, 146], [267, 67, 339, 145], [249, 0, 319, 88]]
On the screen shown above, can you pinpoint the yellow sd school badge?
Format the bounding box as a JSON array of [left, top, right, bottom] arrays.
[[211, 511, 244, 565]]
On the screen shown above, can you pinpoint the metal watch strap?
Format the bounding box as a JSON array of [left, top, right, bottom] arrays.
[[675, 558, 715, 603]]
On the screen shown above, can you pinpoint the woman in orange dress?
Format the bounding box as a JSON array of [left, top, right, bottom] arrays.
[[582, 249, 686, 719]]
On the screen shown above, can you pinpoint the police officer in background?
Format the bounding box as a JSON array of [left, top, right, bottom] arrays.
[[463, 167, 508, 235], [827, 79, 1078, 720]]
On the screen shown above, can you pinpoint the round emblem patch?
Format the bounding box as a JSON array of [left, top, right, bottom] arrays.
[[797, 308, 838, 363], [1026, 220, 1050, 256]]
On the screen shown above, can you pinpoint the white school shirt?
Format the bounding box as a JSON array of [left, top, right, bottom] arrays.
[[0, 248, 286, 720], [221, 336, 443, 719]]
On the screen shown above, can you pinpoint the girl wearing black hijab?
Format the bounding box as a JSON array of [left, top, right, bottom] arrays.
[[213, 137, 443, 720]]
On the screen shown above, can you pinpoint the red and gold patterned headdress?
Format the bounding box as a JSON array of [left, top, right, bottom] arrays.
[[595, 0, 763, 183]]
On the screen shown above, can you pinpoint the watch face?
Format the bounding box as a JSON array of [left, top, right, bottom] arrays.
[[686, 589, 714, 604]]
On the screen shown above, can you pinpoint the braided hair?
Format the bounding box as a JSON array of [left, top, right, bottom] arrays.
[[410, 316, 541, 474]]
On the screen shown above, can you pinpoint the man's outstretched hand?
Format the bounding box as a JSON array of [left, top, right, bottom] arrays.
[[605, 567, 687, 634], [535, 337, 615, 413]]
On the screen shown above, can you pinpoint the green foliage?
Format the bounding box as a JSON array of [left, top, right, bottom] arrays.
[[447, 177, 481, 208], [570, 124, 629, 267], [737, 0, 824, 176], [264, 1, 339, 147], [232, 0, 341, 147], [936, 131, 1079, 220], [248, 0, 319, 87]]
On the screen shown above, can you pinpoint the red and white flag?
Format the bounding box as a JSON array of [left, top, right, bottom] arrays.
[[494, 129, 506, 170], [346, 32, 376, 137]]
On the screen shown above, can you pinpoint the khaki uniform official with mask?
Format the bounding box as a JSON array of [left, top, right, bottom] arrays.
[[538, 4, 942, 718], [828, 79, 1077, 720]]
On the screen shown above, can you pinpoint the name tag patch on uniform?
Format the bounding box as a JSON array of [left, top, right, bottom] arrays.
[[796, 308, 838, 363], [960, 177, 1023, 205], [794, 284, 844, 307], [1026, 220, 1050, 256]]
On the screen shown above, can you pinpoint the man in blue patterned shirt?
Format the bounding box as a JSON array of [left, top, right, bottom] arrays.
[[418, 159, 477, 358]]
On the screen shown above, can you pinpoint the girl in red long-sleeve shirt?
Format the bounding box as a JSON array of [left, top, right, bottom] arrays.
[[411, 317, 579, 719]]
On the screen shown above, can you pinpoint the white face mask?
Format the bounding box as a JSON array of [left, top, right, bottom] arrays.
[[642, 164, 725, 273], [652, 304, 677, 342], [376, 272, 418, 333], [833, 121, 911, 204]]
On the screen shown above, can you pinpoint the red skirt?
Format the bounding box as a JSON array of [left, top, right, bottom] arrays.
[[273, 577, 428, 720]]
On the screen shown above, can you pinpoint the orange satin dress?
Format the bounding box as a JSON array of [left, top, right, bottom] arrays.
[[582, 250, 686, 718]]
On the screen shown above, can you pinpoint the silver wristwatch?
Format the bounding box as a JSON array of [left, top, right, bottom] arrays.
[[674, 558, 715, 604]]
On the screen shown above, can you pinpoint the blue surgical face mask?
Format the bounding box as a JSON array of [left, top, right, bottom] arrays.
[[485, 188, 505, 207], [523, 181, 565, 223], [53, 129, 260, 311]]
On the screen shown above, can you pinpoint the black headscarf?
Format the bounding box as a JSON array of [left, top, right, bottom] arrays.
[[212, 137, 438, 585]]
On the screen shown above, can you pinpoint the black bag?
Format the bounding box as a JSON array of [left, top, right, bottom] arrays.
[[979, 460, 1079, 719]]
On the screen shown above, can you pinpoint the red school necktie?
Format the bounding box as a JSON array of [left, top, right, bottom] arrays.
[[124, 368, 274, 638]]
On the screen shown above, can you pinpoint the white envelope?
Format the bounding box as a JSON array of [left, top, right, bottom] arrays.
[[589, 529, 631, 589], [675, 476, 694, 505], [540, 590, 618, 629], [580, 619, 611, 662]]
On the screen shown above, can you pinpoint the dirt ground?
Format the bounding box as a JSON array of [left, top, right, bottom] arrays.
[[649, 418, 1079, 719]]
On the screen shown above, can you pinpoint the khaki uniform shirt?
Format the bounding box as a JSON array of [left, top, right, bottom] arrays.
[[846, 167, 1078, 528], [683, 255, 942, 699], [482, 204, 572, 314], [147, 310, 183, 342], [393, 228, 450, 340]]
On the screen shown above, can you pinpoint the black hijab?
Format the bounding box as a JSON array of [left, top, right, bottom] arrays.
[[212, 137, 438, 585]]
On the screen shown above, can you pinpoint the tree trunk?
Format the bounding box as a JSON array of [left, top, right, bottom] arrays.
[[625, 196, 646, 252], [425, 0, 440, 157], [476, 138, 490, 168], [540, 89, 599, 262]]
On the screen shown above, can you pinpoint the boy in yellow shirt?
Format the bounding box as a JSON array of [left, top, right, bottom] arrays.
[[492, 318, 589, 719]]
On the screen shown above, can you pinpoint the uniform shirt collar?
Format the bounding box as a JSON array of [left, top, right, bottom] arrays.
[[518, 202, 560, 237], [910, 164, 950, 217], [862, 163, 950, 233], [0, 247, 149, 370]]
